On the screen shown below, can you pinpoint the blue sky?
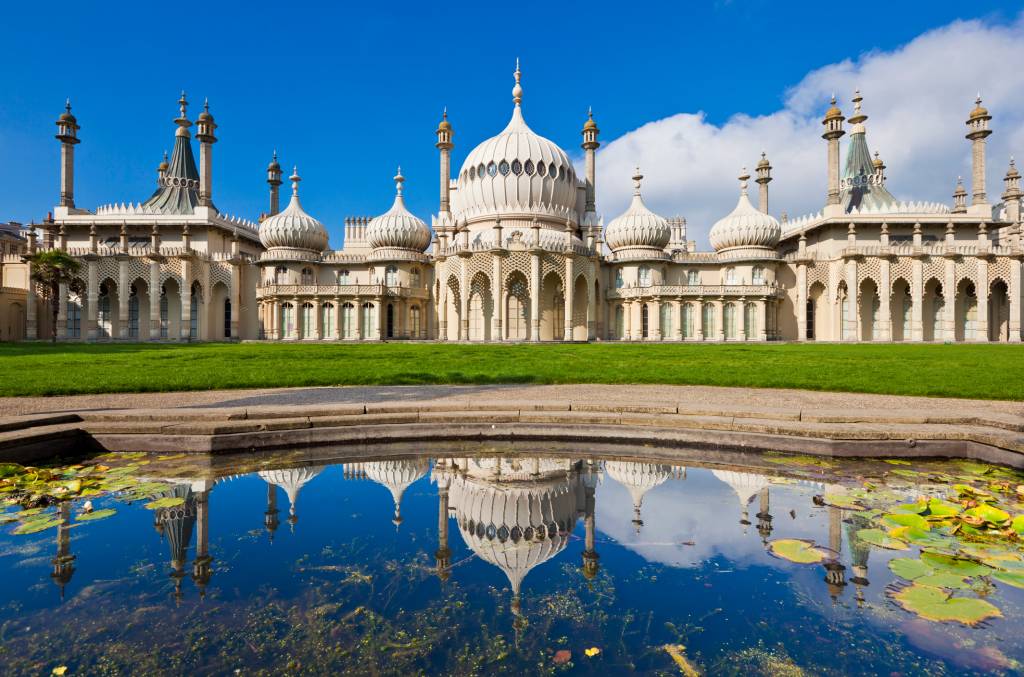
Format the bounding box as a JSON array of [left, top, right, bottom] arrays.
[[2, 1, 1021, 245]]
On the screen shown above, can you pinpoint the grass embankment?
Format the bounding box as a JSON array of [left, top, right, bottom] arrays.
[[0, 342, 1021, 400]]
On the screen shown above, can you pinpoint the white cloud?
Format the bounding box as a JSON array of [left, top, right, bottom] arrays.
[[594, 14, 1024, 248]]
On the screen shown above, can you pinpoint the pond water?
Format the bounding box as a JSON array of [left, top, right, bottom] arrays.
[[2, 443, 1024, 675]]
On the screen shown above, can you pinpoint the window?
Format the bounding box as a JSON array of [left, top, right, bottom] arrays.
[[902, 297, 912, 340], [614, 305, 625, 339], [385, 265, 398, 287], [660, 303, 673, 339], [410, 268, 421, 288], [806, 300, 815, 340], [338, 269, 350, 285], [386, 304, 395, 338], [615, 270, 624, 289], [524, 160, 535, 175], [281, 302, 295, 338], [98, 282, 112, 338], [752, 266, 765, 285], [487, 162, 497, 177], [67, 294, 82, 338], [682, 303, 694, 338], [160, 285, 169, 338], [477, 163, 485, 177], [933, 293, 945, 341], [321, 303, 334, 339], [189, 282, 202, 339], [506, 287, 528, 340], [302, 303, 315, 339], [224, 299, 232, 338], [744, 303, 757, 340], [638, 265, 651, 287], [362, 302, 376, 338], [641, 304, 649, 339], [128, 284, 139, 338], [511, 159, 522, 175], [537, 162, 547, 177], [724, 303, 737, 339], [702, 303, 715, 339], [342, 303, 355, 338], [687, 270, 699, 286], [725, 267, 736, 285], [410, 305, 421, 338], [498, 160, 510, 176], [301, 268, 314, 285], [275, 266, 287, 285]]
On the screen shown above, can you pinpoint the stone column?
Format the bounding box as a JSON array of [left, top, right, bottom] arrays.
[[588, 278, 598, 340], [530, 252, 541, 342], [86, 259, 98, 341], [564, 259, 574, 341], [911, 258, 924, 341], [1010, 258, 1022, 342], [796, 263, 807, 341], [879, 259, 892, 341], [695, 298, 704, 340], [180, 259, 192, 341], [491, 257, 502, 340], [675, 299, 683, 340], [651, 298, 661, 341], [149, 261, 161, 339], [57, 282, 68, 339], [230, 263, 241, 339], [759, 299, 768, 341], [844, 259, 857, 341], [738, 298, 747, 341], [976, 259, 989, 341], [716, 300, 725, 341], [622, 301, 632, 340], [439, 289, 447, 341], [944, 258, 956, 340], [313, 299, 322, 340], [375, 297, 385, 340], [459, 259, 469, 341], [291, 296, 300, 339], [118, 259, 129, 339], [334, 296, 342, 340]]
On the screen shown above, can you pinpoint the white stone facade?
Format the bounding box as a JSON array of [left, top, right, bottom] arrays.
[[6, 80, 1022, 343]]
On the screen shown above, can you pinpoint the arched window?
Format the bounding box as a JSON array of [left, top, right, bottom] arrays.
[[386, 303, 396, 338], [321, 303, 334, 339], [752, 266, 765, 285], [189, 282, 202, 339], [702, 303, 715, 339], [224, 299, 232, 339], [806, 300, 816, 340], [385, 265, 398, 287], [724, 267, 736, 285], [280, 302, 295, 338], [338, 269, 350, 285], [660, 303, 673, 339], [933, 289, 945, 341], [410, 305, 421, 338], [614, 305, 625, 339], [615, 269, 624, 289], [300, 303, 315, 339], [362, 302, 376, 339], [638, 265, 651, 287], [128, 284, 140, 338], [98, 281, 112, 338], [744, 303, 757, 340], [640, 303, 649, 338], [275, 266, 287, 285], [687, 270, 699, 286], [67, 293, 82, 338], [410, 268, 421, 288], [724, 303, 737, 339], [160, 284, 169, 338], [301, 268, 314, 285], [342, 303, 355, 339], [682, 303, 694, 338]]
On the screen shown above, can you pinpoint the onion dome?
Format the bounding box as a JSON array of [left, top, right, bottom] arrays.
[[969, 95, 990, 121], [258, 466, 323, 530], [822, 94, 843, 122], [604, 461, 672, 532], [57, 98, 77, 125], [197, 98, 214, 123], [709, 170, 781, 255], [583, 107, 598, 132], [604, 169, 671, 253], [452, 61, 579, 223], [366, 168, 431, 252], [872, 151, 884, 171], [350, 459, 430, 526], [158, 151, 169, 173], [258, 167, 329, 252], [711, 470, 769, 512], [267, 152, 281, 173], [437, 108, 452, 133]]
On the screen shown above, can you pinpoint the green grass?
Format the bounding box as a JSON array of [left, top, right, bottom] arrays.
[[0, 341, 1022, 400]]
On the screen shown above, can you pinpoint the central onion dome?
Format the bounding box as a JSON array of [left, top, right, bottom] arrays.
[[258, 168, 329, 253], [258, 465, 324, 530], [709, 170, 780, 257], [346, 459, 430, 526], [452, 62, 579, 223], [366, 169, 431, 252], [604, 461, 673, 532], [604, 169, 671, 254]]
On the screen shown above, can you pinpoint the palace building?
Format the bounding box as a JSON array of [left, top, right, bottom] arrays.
[[4, 64, 1022, 343]]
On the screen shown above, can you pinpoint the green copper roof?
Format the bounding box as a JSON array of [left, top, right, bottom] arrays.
[[841, 130, 896, 213], [141, 129, 202, 214]]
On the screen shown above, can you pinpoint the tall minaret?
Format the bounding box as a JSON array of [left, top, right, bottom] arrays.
[[821, 95, 845, 215], [581, 470, 600, 583], [191, 486, 214, 598], [436, 109, 454, 214], [55, 99, 80, 210], [195, 98, 218, 208], [581, 107, 600, 216], [755, 151, 772, 214], [266, 151, 283, 217], [264, 483, 280, 542], [435, 478, 451, 583], [50, 502, 76, 600], [1003, 158, 1022, 226], [966, 96, 993, 214]]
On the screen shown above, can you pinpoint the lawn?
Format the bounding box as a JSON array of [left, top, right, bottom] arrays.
[[0, 341, 1022, 400]]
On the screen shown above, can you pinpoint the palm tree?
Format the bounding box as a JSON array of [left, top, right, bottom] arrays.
[[25, 249, 85, 343]]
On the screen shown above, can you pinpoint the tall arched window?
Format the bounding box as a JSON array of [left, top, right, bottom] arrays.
[[806, 300, 816, 340], [160, 285, 169, 338], [682, 303, 693, 338], [386, 303, 395, 338], [744, 303, 757, 340], [362, 302, 376, 338], [224, 299, 232, 339], [638, 265, 651, 287], [660, 303, 672, 339], [98, 282, 112, 339], [725, 267, 737, 285], [702, 303, 715, 339], [687, 270, 699, 285], [301, 268, 314, 285], [190, 282, 202, 339], [342, 303, 355, 338], [614, 270, 624, 289], [752, 266, 765, 285], [338, 269, 351, 285], [640, 303, 649, 338], [724, 303, 737, 339], [410, 268, 421, 288], [410, 305, 421, 338], [614, 305, 625, 339], [281, 302, 295, 338], [275, 266, 287, 285], [128, 284, 140, 338], [302, 302, 315, 339], [385, 265, 399, 287], [67, 293, 82, 338], [322, 303, 334, 339]]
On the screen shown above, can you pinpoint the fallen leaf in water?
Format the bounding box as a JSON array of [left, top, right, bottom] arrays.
[[552, 649, 571, 664], [768, 538, 828, 564], [51, 667, 67, 676], [663, 644, 700, 676], [584, 647, 600, 657]]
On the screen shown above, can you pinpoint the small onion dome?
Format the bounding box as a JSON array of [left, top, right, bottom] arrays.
[[969, 95, 991, 121], [258, 167, 329, 251], [267, 150, 282, 172], [872, 151, 884, 170], [709, 170, 781, 253], [437, 108, 452, 132], [366, 168, 431, 252], [158, 151, 169, 172], [197, 98, 214, 122], [822, 95, 843, 122], [582, 107, 598, 132], [756, 152, 770, 171], [604, 169, 671, 252], [58, 98, 77, 123]]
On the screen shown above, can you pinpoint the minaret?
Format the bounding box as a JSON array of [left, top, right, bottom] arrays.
[[821, 95, 845, 214], [50, 502, 76, 600], [755, 152, 772, 214], [823, 504, 847, 604], [435, 480, 451, 582], [191, 487, 213, 598], [55, 99, 80, 209], [264, 483, 280, 541], [965, 96, 993, 213], [436, 109, 454, 214], [267, 151, 283, 217], [952, 176, 968, 213], [755, 486, 773, 545], [581, 473, 599, 584], [157, 151, 169, 186], [195, 98, 218, 208], [581, 107, 600, 215], [1002, 158, 1021, 225], [872, 151, 886, 186]]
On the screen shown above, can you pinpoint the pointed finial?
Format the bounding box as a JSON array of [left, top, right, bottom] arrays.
[[179, 90, 188, 117], [632, 167, 643, 195], [65, 98, 72, 114], [272, 149, 278, 162], [290, 166, 301, 196], [163, 150, 168, 162], [588, 105, 593, 118], [512, 59, 523, 106], [738, 167, 750, 194], [204, 97, 209, 113], [443, 106, 448, 120], [394, 166, 405, 196], [831, 93, 836, 105]]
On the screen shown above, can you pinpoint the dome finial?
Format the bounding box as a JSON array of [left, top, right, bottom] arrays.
[[512, 58, 523, 106], [394, 166, 405, 196], [290, 166, 301, 196], [178, 90, 188, 118], [738, 167, 750, 195], [65, 98, 72, 114], [632, 167, 643, 195]]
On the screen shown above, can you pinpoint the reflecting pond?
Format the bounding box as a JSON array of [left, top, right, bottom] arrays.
[[2, 443, 1024, 675]]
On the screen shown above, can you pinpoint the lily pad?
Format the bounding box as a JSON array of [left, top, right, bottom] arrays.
[[926, 498, 962, 517], [964, 504, 1011, 525], [76, 508, 117, 522], [883, 513, 931, 531], [891, 584, 1001, 625], [993, 571, 1024, 589], [1011, 515, 1024, 535], [857, 528, 909, 550], [12, 517, 62, 535], [893, 499, 929, 514], [768, 539, 827, 564], [916, 572, 973, 589], [824, 493, 864, 510], [889, 558, 933, 581], [144, 496, 185, 510], [920, 552, 990, 576]]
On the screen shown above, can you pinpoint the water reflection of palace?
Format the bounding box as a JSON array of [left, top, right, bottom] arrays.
[[42, 456, 875, 611]]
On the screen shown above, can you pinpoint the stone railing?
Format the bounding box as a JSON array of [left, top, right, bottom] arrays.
[[607, 283, 780, 300], [784, 242, 1020, 262], [257, 284, 429, 300]]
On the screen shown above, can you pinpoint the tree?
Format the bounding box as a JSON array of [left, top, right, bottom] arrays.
[[25, 250, 85, 343]]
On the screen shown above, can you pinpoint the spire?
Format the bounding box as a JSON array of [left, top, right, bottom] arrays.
[[174, 90, 191, 135], [290, 166, 301, 196], [512, 58, 523, 107], [632, 167, 643, 196], [738, 167, 750, 195], [953, 176, 968, 213], [848, 89, 867, 131], [394, 166, 404, 197], [840, 91, 896, 213], [141, 92, 201, 214]]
